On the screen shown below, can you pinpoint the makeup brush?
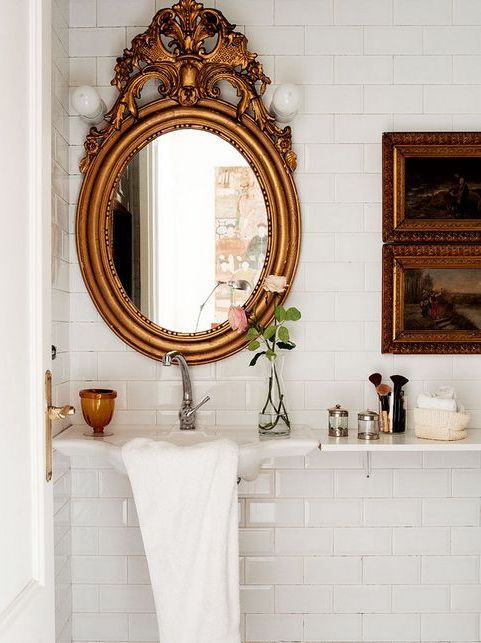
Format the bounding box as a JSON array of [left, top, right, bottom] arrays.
[[391, 375, 409, 433], [391, 375, 409, 389], [376, 383, 392, 397], [369, 373, 382, 406], [369, 374, 385, 432], [369, 372, 382, 389], [376, 383, 392, 433]]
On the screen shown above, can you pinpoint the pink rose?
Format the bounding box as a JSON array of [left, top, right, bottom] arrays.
[[228, 305, 248, 333]]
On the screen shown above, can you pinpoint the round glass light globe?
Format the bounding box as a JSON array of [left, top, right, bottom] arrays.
[[72, 85, 102, 120], [271, 84, 301, 123]]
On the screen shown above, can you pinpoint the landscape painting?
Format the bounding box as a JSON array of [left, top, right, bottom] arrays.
[[382, 244, 481, 354], [404, 268, 481, 331], [405, 157, 481, 220]]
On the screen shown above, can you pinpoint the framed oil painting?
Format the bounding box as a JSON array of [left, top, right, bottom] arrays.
[[382, 244, 481, 354], [383, 132, 481, 242], [214, 166, 267, 325]]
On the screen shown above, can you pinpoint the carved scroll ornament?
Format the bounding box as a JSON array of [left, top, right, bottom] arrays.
[[80, 0, 296, 174]]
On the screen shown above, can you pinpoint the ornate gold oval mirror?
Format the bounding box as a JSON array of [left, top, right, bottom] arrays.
[[76, 0, 300, 364]]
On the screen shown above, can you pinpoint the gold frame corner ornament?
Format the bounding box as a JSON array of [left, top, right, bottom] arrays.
[[76, 0, 301, 364]]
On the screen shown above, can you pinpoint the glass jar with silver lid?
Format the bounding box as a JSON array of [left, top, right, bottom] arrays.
[[358, 410, 380, 440], [328, 404, 349, 437]]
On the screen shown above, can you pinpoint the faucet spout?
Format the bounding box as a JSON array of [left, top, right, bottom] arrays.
[[162, 351, 208, 430], [163, 350, 192, 403]]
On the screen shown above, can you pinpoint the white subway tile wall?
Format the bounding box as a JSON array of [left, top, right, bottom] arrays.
[[61, 1, 481, 642], [68, 451, 481, 643], [52, 0, 72, 641], [52, 0, 71, 436]]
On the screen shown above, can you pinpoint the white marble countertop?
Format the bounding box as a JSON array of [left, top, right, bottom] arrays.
[[54, 424, 481, 453], [53, 424, 319, 480], [54, 423, 316, 447]]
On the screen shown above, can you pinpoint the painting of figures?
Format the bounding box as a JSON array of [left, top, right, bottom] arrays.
[[214, 166, 268, 323], [404, 268, 481, 331], [382, 244, 481, 354], [383, 132, 481, 242], [405, 158, 481, 220]]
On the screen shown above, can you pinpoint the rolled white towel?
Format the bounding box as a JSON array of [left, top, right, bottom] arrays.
[[434, 386, 455, 400], [416, 393, 457, 412]]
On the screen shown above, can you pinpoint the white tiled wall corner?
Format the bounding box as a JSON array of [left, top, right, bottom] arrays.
[[52, 1, 72, 641], [52, 0, 71, 438], [63, 1, 481, 642], [54, 451, 72, 643]]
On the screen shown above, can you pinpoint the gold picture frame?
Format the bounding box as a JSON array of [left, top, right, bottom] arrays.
[[382, 244, 481, 354], [383, 132, 481, 243]]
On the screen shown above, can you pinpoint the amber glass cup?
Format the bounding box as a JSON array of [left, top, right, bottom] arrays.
[[79, 389, 117, 437]]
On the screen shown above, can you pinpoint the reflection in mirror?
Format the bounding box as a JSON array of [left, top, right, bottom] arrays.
[[112, 129, 268, 333]]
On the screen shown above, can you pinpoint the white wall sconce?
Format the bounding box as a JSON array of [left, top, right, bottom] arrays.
[[71, 85, 107, 125], [270, 83, 302, 124]]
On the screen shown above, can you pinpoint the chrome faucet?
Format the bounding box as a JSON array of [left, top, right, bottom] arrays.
[[162, 351, 210, 430]]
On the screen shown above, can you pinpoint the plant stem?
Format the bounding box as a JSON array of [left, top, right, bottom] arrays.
[[260, 358, 290, 431], [261, 373, 274, 414]]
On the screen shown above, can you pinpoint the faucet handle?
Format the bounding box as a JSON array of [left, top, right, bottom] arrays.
[[185, 395, 211, 418]]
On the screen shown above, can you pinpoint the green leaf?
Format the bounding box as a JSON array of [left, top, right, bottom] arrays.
[[246, 327, 258, 340], [266, 349, 276, 361], [286, 307, 302, 321], [249, 351, 266, 366], [263, 325, 277, 340], [247, 340, 261, 351], [278, 326, 289, 342], [275, 305, 286, 322], [277, 341, 296, 350]]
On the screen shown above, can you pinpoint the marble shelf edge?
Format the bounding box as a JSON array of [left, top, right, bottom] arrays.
[[53, 424, 481, 453], [317, 428, 481, 451]]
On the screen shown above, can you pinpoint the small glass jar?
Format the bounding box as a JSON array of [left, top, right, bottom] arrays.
[[328, 405, 349, 437], [358, 410, 380, 440]]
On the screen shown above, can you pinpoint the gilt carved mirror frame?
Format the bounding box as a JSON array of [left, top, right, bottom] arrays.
[[76, 0, 301, 364]]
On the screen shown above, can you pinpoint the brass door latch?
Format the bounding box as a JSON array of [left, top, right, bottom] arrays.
[[48, 404, 75, 422], [45, 370, 75, 482]]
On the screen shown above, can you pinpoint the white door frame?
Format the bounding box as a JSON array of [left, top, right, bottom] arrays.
[[0, 0, 54, 640]]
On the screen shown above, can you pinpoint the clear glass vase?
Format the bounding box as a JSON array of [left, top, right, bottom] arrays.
[[258, 355, 291, 437]]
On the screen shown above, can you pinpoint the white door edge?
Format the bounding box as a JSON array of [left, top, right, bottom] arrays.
[[0, 0, 54, 638]]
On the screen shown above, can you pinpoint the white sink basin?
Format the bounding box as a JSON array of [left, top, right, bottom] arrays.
[[53, 425, 318, 480]]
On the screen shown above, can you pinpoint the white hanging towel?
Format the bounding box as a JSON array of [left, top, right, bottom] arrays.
[[122, 438, 241, 643]]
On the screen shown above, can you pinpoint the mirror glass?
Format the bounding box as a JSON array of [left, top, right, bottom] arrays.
[[112, 129, 269, 333]]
